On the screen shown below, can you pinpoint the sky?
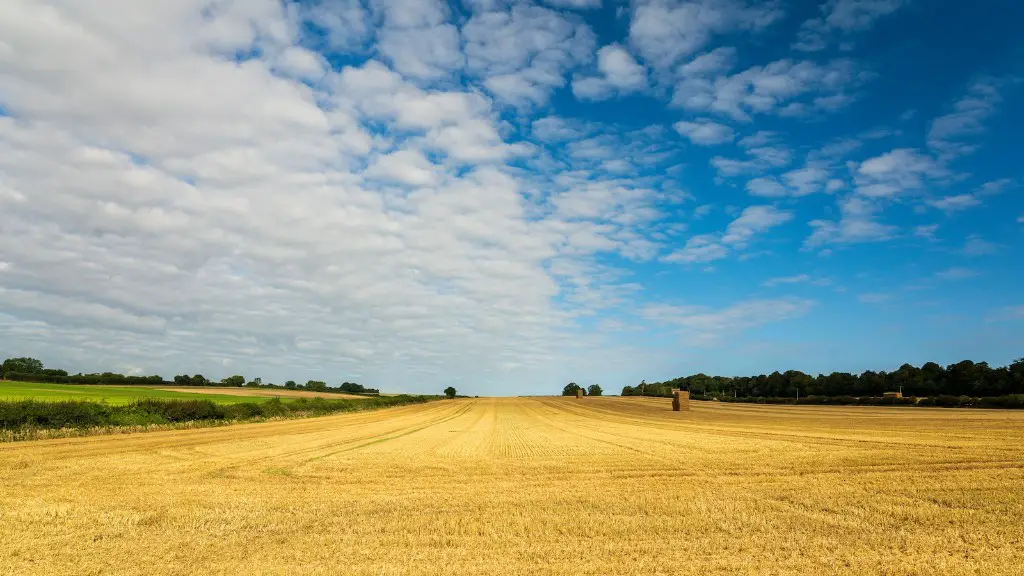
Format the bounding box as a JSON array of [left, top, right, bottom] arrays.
[[0, 0, 1022, 395]]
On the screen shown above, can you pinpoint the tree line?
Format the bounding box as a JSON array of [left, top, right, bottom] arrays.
[[561, 382, 603, 396], [0, 357, 379, 395], [623, 357, 1024, 400]]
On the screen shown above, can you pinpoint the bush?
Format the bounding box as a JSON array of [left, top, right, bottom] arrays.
[[132, 399, 225, 422], [0, 394, 437, 434], [0, 400, 110, 429]]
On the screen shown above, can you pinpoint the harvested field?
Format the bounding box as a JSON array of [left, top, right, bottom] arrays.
[[156, 386, 369, 400], [2, 397, 1022, 575]]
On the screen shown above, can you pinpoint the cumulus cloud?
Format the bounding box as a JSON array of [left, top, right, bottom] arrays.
[[641, 297, 814, 344], [663, 235, 729, 264], [794, 0, 908, 52], [927, 194, 980, 212], [762, 274, 809, 287], [935, 267, 978, 280], [0, 0, 681, 392], [673, 118, 735, 145], [711, 145, 792, 178], [673, 58, 869, 121], [463, 4, 596, 107], [805, 196, 896, 248], [961, 235, 1000, 256], [629, 0, 782, 70], [746, 164, 831, 197], [572, 44, 648, 101], [928, 77, 1007, 159], [854, 148, 948, 198], [665, 205, 791, 262], [722, 205, 793, 247]]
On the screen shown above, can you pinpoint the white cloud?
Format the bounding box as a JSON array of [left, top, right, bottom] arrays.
[[629, 0, 782, 70], [463, 5, 596, 107], [542, 0, 602, 8], [722, 205, 793, 247], [665, 204, 791, 263], [928, 78, 1005, 159], [854, 148, 948, 198], [914, 224, 939, 239], [376, 24, 464, 80], [598, 44, 647, 90], [673, 58, 868, 121], [746, 177, 788, 197], [673, 118, 735, 145], [371, 0, 462, 81], [987, 305, 1024, 322], [365, 149, 442, 186], [302, 0, 372, 52], [677, 47, 738, 77], [794, 0, 908, 52], [663, 235, 729, 264], [805, 196, 896, 248], [711, 145, 792, 178], [783, 165, 831, 196], [927, 194, 980, 212], [531, 116, 586, 142], [762, 274, 810, 287], [935, 267, 978, 281], [641, 297, 814, 344], [857, 293, 890, 304], [962, 235, 1000, 256], [737, 130, 776, 148], [0, 0, 679, 392], [572, 44, 647, 101]]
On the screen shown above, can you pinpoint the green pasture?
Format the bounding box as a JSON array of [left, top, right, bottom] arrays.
[[0, 381, 266, 405]]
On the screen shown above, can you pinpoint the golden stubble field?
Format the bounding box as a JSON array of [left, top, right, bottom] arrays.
[[1, 397, 1022, 575]]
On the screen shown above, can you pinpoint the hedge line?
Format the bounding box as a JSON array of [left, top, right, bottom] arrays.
[[0, 394, 435, 432], [690, 394, 1024, 409]]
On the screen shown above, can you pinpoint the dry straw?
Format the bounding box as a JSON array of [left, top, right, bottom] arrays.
[[672, 389, 690, 411]]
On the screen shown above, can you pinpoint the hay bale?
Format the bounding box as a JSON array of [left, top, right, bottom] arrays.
[[576, 389, 583, 399], [672, 389, 690, 412]]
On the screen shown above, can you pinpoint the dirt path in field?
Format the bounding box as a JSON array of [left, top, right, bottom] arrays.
[[155, 386, 370, 399], [2, 398, 1023, 576]]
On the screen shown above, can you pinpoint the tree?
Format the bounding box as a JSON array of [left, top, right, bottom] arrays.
[[621, 385, 634, 396], [221, 375, 245, 387], [306, 380, 328, 392], [2, 357, 44, 376], [587, 384, 603, 397], [284, 380, 297, 390], [562, 382, 582, 396], [444, 386, 457, 399]]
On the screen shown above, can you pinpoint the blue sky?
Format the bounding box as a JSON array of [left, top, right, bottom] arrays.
[[0, 0, 1021, 395]]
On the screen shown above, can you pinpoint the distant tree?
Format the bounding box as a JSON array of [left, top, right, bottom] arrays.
[[221, 375, 245, 387], [587, 384, 603, 397], [284, 380, 297, 390], [562, 382, 582, 396], [173, 374, 191, 386], [306, 380, 327, 392], [2, 357, 44, 375], [191, 374, 209, 386], [444, 386, 457, 399], [621, 385, 634, 396]]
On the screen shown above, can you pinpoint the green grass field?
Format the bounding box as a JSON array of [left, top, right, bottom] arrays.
[[0, 381, 267, 405]]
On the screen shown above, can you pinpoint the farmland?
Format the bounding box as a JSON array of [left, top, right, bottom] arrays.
[[0, 381, 270, 405], [0, 381, 370, 405], [2, 397, 1022, 575]]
